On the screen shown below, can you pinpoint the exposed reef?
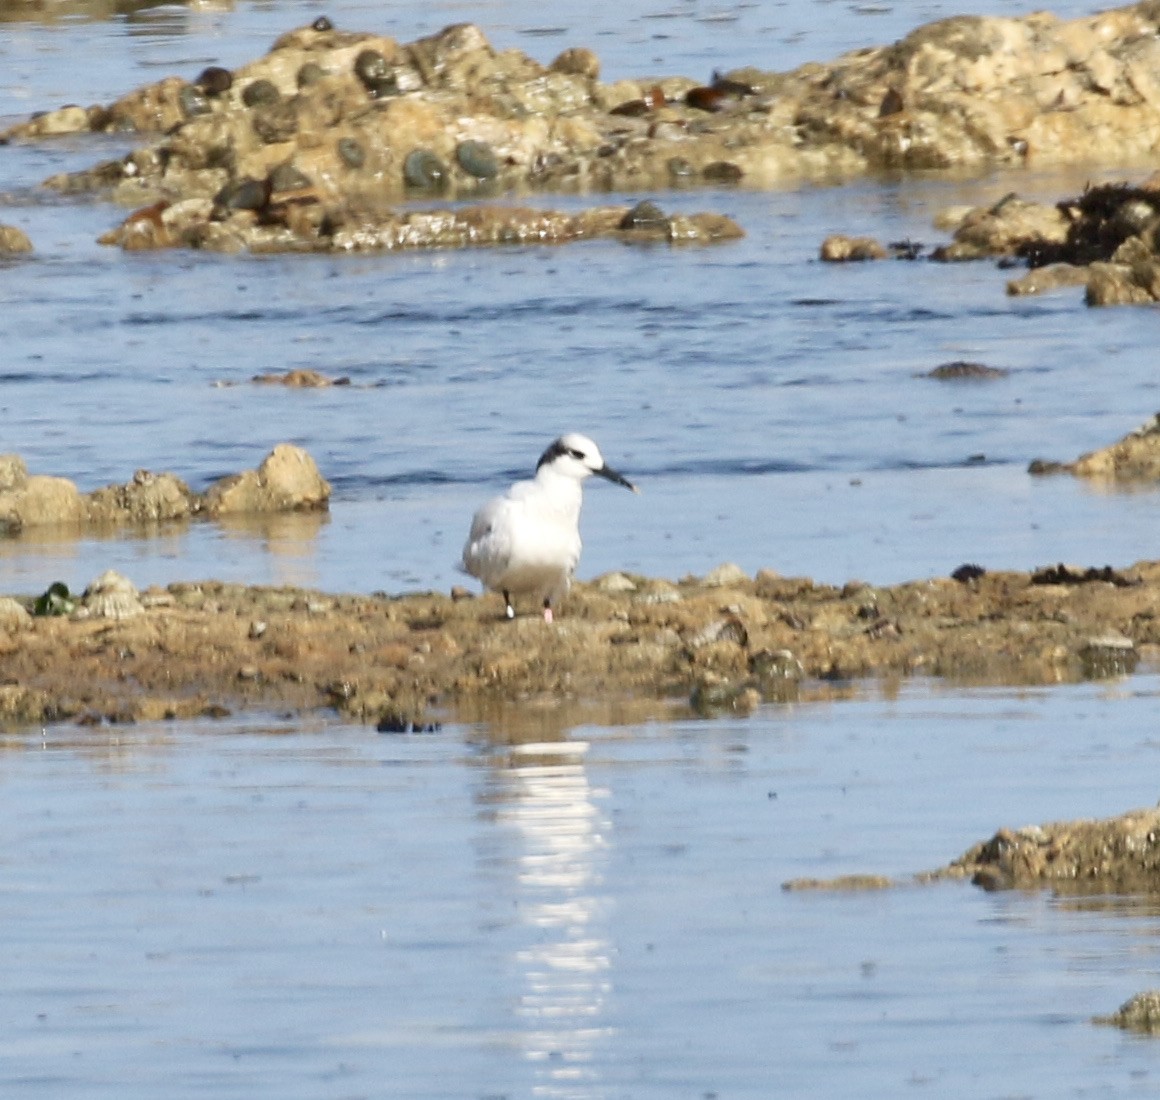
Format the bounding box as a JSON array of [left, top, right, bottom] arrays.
[[0, 443, 329, 533], [1030, 412, 1160, 479], [5, 551, 1160, 729], [12, 3, 1160, 208], [926, 805, 1160, 893], [824, 176, 1160, 306], [94, 196, 743, 253]]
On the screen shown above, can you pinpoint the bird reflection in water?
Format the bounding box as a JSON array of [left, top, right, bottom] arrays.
[[479, 737, 613, 1099]]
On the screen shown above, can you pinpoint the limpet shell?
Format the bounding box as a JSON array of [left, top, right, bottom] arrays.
[[702, 160, 743, 183], [214, 177, 271, 212], [620, 200, 667, 230], [251, 101, 298, 144], [403, 149, 449, 191], [178, 84, 211, 118], [354, 49, 397, 97], [455, 140, 499, 180], [195, 66, 233, 96], [268, 163, 311, 192], [297, 62, 327, 88], [242, 79, 280, 108], [336, 137, 365, 169]]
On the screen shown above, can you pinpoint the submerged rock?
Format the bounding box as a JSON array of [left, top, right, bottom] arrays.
[[924, 361, 1008, 380]]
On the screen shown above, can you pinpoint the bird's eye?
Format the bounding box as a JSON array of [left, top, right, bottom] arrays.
[[568, 448, 584, 460]]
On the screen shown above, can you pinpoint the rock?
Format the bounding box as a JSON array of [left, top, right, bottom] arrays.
[[924, 361, 1008, 380], [0, 597, 31, 627], [0, 454, 28, 491], [701, 562, 750, 588], [0, 474, 85, 532], [98, 197, 743, 254], [1085, 260, 1160, 305], [6, 553, 1160, 730], [203, 443, 331, 515], [928, 804, 1160, 892], [932, 193, 1069, 261], [1078, 632, 1138, 678], [690, 672, 761, 716], [22, 104, 91, 137], [251, 368, 348, 387], [1096, 992, 1160, 1033], [75, 570, 144, 620], [820, 234, 887, 261], [1005, 263, 1089, 295], [781, 874, 895, 891], [1029, 414, 1160, 481], [25, 3, 1160, 220], [0, 225, 33, 254], [687, 615, 749, 648], [593, 572, 638, 593], [0, 448, 329, 533], [86, 470, 197, 524], [550, 47, 600, 80], [0, 684, 50, 725], [1071, 413, 1160, 480]]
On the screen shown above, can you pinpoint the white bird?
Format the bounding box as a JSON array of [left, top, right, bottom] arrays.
[[461, 433, 638, 622]]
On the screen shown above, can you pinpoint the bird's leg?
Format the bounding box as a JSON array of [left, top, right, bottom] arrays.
[[542, 598, 553, 624], [503, 590, 515, 620]]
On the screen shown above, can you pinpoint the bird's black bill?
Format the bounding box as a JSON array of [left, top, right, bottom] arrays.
[[597, 464, 638, 493]]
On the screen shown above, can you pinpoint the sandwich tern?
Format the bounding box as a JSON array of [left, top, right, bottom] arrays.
[[461, 433, 638, 622]]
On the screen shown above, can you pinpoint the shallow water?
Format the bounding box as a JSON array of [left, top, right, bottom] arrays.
[[5, 169, 1160, 595], [6, 678, 1160, 1099], [5, 2, 1160, 1094], [2, 2, 1160, 603], [3, 0, 1160, 598]]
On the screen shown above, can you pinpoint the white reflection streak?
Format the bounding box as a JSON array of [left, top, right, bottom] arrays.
[[499, 752, 613, 1100]]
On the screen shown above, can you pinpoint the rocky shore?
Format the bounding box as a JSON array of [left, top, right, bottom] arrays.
[[823, 175, 1160, 306], [2, 551, 1158, 733], [10, 5, 1160, 251], [0, 444, 329, 533]]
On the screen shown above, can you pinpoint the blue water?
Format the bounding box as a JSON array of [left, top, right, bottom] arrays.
[[6, 679, 1160, 1099], [2, 0, 1158, 602], [5, 2, 1160, 1096], [3, 171, 1160, 595]]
